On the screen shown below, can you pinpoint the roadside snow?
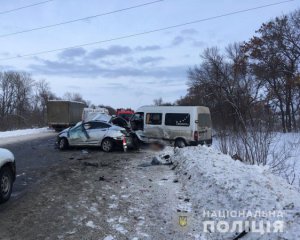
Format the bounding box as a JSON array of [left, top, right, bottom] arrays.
[[0, 127, 50, 139], [166, 145, 300, 239], [0, 127, 54, 145], [213, 132, 300, 189]]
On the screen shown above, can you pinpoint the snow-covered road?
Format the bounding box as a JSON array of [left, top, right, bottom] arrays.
[[1, 128, 300, 239]]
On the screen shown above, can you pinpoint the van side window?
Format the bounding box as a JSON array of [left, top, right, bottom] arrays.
[[165, 113, 190, 126], [198, 114, 211, 127], [146, 113, 162, 125]]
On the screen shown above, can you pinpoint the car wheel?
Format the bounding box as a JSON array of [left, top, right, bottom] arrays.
[[175, 139, 186, 148], [58, 138, 68, 150], [0, 166, 13, 203], [101, 138, 114, 152]]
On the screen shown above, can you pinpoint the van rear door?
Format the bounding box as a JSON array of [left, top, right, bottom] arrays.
[[197, 113, 212, 141]]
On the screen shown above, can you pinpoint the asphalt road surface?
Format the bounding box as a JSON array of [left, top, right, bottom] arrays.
[[0, 133, 195, 240], [0, 132, 61, 201]]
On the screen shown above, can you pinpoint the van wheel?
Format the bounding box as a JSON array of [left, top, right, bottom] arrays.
[[0, 166, 13, 203], [101, 138, 114, 152], [58, 138, 68, 150], [175, 139, 186, 148]]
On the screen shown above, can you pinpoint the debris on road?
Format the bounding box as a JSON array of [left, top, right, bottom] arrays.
[[98, 176, 106, 181], [83, 162, 99, 167], [81, 150, 89, 154], [151, 156, 162, 165]]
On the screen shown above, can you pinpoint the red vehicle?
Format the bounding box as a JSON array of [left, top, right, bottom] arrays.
[[116, 108, 135, 121]]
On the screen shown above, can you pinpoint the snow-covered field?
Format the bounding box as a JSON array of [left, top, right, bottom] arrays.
[[0, 127, 54, 145], [162, 145, 300, 239], [213, 132, 300, 189], [0, 127, 50, 139]]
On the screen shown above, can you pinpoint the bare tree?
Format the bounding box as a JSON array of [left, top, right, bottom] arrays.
[[243, 10, 300, 132]]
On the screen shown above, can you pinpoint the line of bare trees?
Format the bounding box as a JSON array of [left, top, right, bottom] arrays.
[[0, 71, 91, 131], [178, 9, 300, 133]]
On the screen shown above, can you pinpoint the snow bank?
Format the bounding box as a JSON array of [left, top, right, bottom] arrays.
[[167, 146, 300, 239], [0, 127, 50, 139], [213, 132, 300, 189]]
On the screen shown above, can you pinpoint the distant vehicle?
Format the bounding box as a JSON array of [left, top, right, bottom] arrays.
[[116, 108, 135, 121], [82, 107, 109, 122], [57, 120, 132, 152], [0, 148, 16, 203], [130, 106, 212, 147], [47, 100, 86, 131]]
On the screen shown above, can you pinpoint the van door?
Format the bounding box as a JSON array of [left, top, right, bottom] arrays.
[[130, 112, 144, 131], [164, 113, 192, 141], [197, 113, 212, 141], [143, 113, 165, 139]]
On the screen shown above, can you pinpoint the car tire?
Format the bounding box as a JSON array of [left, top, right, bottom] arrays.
[[58, 138, 68, 150], [0, 166, 13, 204], [175, 139, 186, 148], [101, 138, 114, 152]]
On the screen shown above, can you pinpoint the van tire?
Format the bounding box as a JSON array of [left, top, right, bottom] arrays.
[[175, 139, 186, 148]]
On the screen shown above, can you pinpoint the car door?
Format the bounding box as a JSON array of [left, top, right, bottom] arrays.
[[68, 124, 88, 145], [84, 122, 110, 145]]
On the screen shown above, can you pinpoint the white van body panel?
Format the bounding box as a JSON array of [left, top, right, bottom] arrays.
[[132, 106, 212, 145]]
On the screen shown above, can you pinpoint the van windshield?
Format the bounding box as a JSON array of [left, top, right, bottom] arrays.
[[198, 114, 211, 127]]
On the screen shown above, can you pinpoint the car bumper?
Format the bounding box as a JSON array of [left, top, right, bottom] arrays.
[[113, 136, 133, 148]]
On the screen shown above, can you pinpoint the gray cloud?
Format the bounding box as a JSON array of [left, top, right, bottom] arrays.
[[88, 45, 132, 59], [29, 59, 187, 79], [193, 40, 206, 47], [181, 28, 198, 35], [59, 47, 86, 59], [137, 56, 165, 65], [135, 45, 161, 51], [54, 44, 164, 62], [172, 36, 185, 46]]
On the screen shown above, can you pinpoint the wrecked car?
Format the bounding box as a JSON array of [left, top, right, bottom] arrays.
[[57, 120, 133, 152]]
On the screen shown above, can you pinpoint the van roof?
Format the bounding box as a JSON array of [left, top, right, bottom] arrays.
[[136, 105, 210, 113]]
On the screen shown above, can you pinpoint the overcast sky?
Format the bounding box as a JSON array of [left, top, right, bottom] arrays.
[[0, 0, 298, 109]]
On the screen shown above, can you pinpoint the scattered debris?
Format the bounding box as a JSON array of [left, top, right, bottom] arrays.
[[232, 153, 243, 162], [81, 150, 89, 154], [162, 154, 170, 160], [98, 176, 105, 181], [232, 230, 248, 240], [83, 162, 99, 167], [283, 202, 295, 210], [171, 164, 178, 170], [151, 156, 162, 165], [173, 179, 179, 183]]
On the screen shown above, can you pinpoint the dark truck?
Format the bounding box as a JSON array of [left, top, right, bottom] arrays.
[[47, 100, 86, 131]]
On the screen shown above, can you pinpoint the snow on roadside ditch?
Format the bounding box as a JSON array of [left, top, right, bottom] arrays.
[[0, 127, 50, 139], [163, 145, 300, 240]]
